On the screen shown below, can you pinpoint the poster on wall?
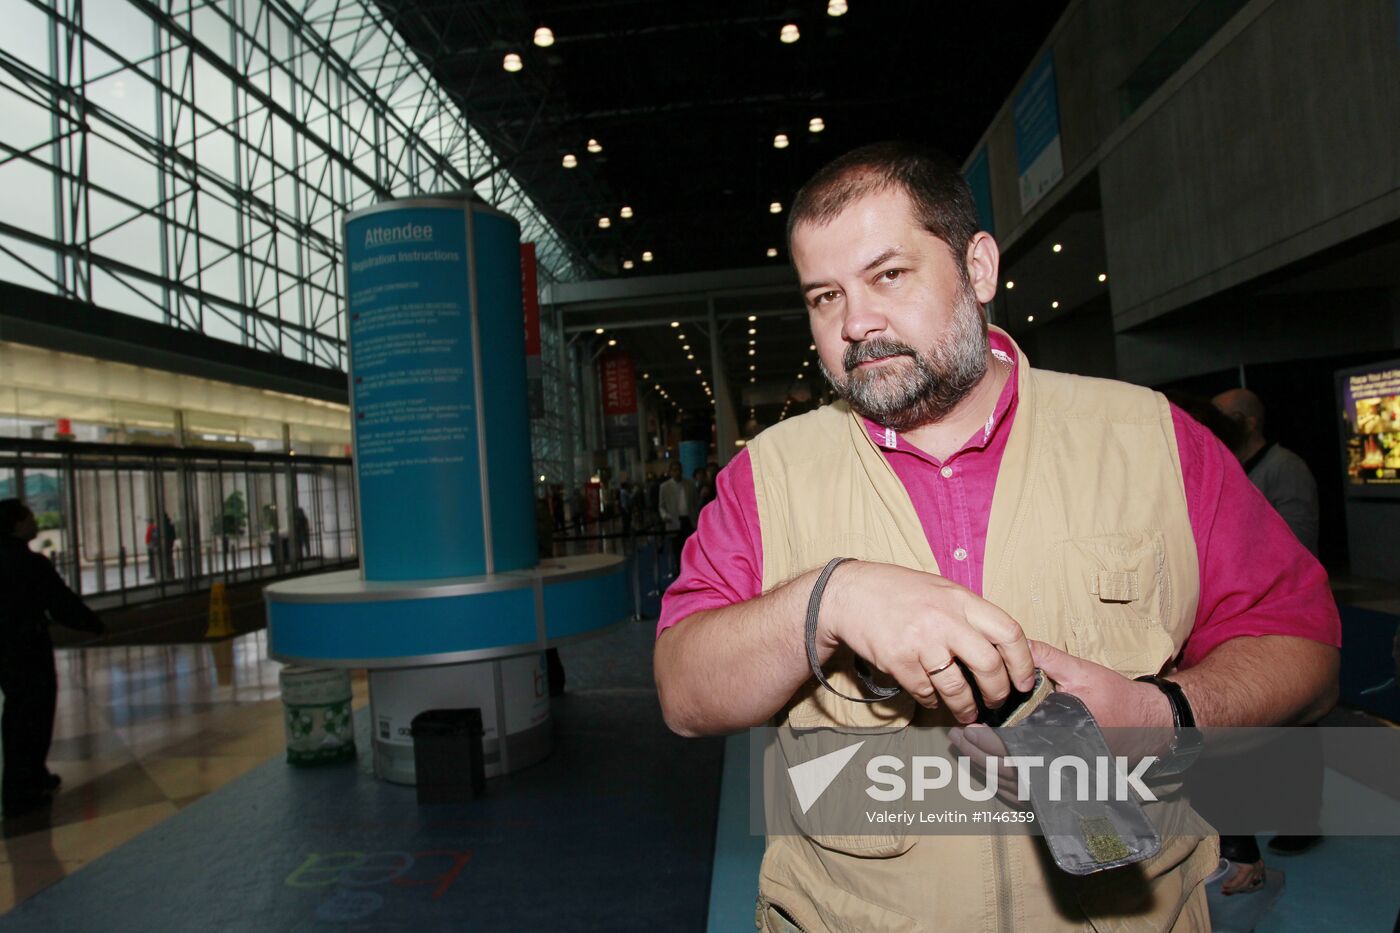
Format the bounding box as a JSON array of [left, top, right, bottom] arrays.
[[1014, 52, 1064, 214], [1337, 358, 1400, 497]]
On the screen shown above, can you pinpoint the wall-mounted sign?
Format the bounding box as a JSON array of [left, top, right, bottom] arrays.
[[1337, 358, 1400, 497], [1014, 53, 1064, 214]]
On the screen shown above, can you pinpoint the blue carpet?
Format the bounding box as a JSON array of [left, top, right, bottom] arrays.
[[1337, 606, 1400, 722], [0, 589, 726, 932], [705, 734, 765, 933]]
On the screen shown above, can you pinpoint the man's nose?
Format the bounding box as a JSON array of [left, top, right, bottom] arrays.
[[840, 291, 889, 344]]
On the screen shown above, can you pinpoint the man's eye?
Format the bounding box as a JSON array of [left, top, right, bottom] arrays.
[[814, 290, 839, 305], [879, 269, 903, 282]]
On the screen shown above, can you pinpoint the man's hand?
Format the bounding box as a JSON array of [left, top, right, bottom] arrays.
[[821, 563, 1036, 723], [1030, 641, 1172, 729]]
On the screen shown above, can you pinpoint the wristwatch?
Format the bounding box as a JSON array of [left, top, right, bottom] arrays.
[[1133, 675, 1203, 778]]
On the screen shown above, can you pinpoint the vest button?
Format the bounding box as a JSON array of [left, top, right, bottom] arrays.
[[940, 466, 953, 478], [953, 547, 968, 561]]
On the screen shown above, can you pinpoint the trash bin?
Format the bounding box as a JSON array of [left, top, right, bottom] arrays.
[[411, 708, 485, 803], [280, 667, 357, 766]]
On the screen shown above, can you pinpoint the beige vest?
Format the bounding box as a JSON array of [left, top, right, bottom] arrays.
[[748, 341, 1218, 932]]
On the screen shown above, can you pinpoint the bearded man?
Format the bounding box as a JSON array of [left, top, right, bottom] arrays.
[[652, 142, 1340, 931]]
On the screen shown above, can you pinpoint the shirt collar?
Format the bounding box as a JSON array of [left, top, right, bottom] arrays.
[[861, 329, 1020, 456]]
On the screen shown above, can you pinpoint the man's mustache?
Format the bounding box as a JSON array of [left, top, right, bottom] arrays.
[[845, 338, 917, 373]]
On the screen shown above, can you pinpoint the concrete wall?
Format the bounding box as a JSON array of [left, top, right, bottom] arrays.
[[1101, 0, 1400, 327], [971, 0, 1400, 326]]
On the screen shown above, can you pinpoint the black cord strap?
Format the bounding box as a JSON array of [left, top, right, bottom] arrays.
[[804, 557, 901, 703]]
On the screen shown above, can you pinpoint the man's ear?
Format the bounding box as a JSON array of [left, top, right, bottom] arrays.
[[964, 232, 1000, 305]]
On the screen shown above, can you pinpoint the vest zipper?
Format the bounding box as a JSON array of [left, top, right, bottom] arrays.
[[992, 834, 1013, 933]]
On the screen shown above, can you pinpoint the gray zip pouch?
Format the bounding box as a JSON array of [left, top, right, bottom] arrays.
[[996, 689, 1161, 875]]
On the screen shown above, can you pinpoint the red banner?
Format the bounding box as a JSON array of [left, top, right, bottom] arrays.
[[600, 352, 639, 449], [600, 352, 637, 415], [521, 243, 540, 356], [521, 242, 544, 419]]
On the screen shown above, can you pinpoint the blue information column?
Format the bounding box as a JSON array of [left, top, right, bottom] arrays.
[[345, 198, 536, 580], [265, 195, 630, 785]]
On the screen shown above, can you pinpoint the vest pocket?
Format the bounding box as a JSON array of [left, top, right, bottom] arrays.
[[1038, 531, 1180, 679], [774, 725, 915, 860]]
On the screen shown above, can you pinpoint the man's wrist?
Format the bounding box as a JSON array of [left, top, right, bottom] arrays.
[[1135, 678, 1175, 730]]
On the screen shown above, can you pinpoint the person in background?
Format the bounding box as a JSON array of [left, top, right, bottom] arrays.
[[1212, 388, 1319, 556], [0, 499, 105, 818], [1213, 387, 1326, 867], [692, 467, 714, 513], [657, 462, 695, 577], [293, 506, 311, 562], [144, 518, 157, 579]]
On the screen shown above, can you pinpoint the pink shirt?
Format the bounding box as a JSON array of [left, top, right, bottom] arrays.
[[657, 336, 1340, 668]]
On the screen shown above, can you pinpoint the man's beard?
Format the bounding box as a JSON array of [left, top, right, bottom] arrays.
[[819, 287, 989, 432]]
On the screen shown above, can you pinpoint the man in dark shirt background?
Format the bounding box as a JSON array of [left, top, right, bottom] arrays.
[[0, 498, 104, 817]]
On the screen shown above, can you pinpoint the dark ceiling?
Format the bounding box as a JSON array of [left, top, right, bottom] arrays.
[[378, 0, 1069, 278]]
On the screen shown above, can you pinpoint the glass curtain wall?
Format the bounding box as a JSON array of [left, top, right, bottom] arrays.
[[1, 437, 357, 604], [0, 0, 581, 373]]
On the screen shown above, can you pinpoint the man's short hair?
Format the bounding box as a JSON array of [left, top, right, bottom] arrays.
[[787, 141, 981, 273], [0, 497, 29, 536]]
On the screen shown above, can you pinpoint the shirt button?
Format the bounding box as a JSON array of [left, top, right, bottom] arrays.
[[953, 547, 968, 561], [940, 466, 954, 478]]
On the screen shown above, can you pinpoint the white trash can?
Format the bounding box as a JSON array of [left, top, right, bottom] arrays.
[[280, 667, 357, 766]]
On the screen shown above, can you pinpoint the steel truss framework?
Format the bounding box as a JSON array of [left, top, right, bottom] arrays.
[[0, 0, 583, 375]]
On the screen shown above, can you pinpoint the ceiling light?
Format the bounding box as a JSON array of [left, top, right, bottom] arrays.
[[827, 0, 848, 16], [620, 205, 633, 219], [1052, 243, 1063, 253], [607, 338, 617, 346], [748, 339, 756, 346], [1051, 300, 1059, 309], [748, 349, 755, 356], [533, 26, 555, 47], [562, 153, 577, 168], [809, 343, 816, 350], [586, 138, 602, 154], [749, 365, 756, 371], [594, 327, 604, 334], [503, 52, 523, 72], [1027, 315, 1035, 322], [642, 251, 654, 262], [779, 23, 800, 43], [808, 116, 825, 133], [1005, 280, 1015, 290], [622, 259, 634, 270], [654, 384, 660, 390], [683, 344, 691, 351], [803, 360, 810, 366], [773, 133, 789, 149], [1098, 273, 1108, 283], [598, 216, 611, 229], [695, 369, 702, 375], [676, 333, 685, 340], [750, 376, 756, 383], [748, 328, 756, 335], [670, 321, 679, 328], [747, 315, 757, 322], [687, 354, 694, 360], [769, 201, 782, 214], [642, 373, 649, 379]]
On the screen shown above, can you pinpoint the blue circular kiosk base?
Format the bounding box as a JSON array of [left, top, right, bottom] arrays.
[[266, 553, 630, 782]]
